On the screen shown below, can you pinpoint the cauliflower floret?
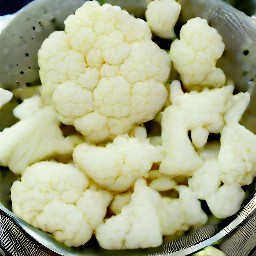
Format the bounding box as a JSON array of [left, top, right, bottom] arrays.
[[159, 81, 234, 176], [188, 159, 222, 200], [170, 17, 226, 90], [146, 0, 181, 39], [158, 186, 207, 236], [11, 161, 112, 247], [219, 123, 256, 186], [13, 95, 42, 120], [147, 170, 177, 191], [109, 192, 131, 214], [39, 1, 170, 144], [149, 176, 177, 191], [0, 88, 13, 108], [0, 107, 73, 174], [73, 134, 163, 192], [206, 184, 245, 219], [96, 179, 162, 249]]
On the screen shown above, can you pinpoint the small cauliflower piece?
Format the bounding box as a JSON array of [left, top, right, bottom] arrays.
[[206, 184, 245, 219], [146, 0, 181, 39], [13, 95, 42, 120], [224, 91, 250, 124], [177, 186, 208, 228], [0, 107, 73, 174], [39, 1, 170, 144], [149, 176, 177, 191], [11, 162, 112, 247], [74, 134, 163, 192], [188, 159, 222, 200], [194, 246, 226, 256], [96, 179, 162, 249], [170, 17, 226, 90], [0, 88, 13, 108], [219, 123, 256, 186], [159, 81, 234, 176], [158, 186, 207, 236], [109, 192, 131, 214]]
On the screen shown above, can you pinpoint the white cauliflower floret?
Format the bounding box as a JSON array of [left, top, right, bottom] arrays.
[[159, 81, 234, 176], [176, 186, 208, 227], [74, 134, 163, 192], [96, 179, 162, 249], [149, 176, 177, 192], [39, 1, 170, 144], [0, 88, 13, 108], [188, 159, 222, 200], [224, 91, 250, 124], [170, 17, 226, 90], [158, 186, 207, 236], [206, 184, 245, 219], [13, 95, 42, 120], [109, 192, 131, 215], [219, 123, 256, 186], [146, 0, 181, 39], [11, 162, 112, 247], [0, 107, 73, 174]]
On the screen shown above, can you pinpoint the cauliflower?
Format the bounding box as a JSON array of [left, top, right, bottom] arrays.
[[96, 179, 163, 249], [13, 96, 42, 120], [206, 183, 245, 219], [194, 246, 226, 256], [38, 1, 170, 144], [109, 192, 131, 215], [158, 186, 207, 236], [0, 88, 13, 108], [188, 159, 222, 200], [159, 81, 234, 176], [170, 17, 226, 90], [11, 161, 112, 247], [146, 0, 181, 39], [219, 123, 256, 186], [1, 0, 255, 251], [73, 134, 163, 192], [0, 107, 73, 174]]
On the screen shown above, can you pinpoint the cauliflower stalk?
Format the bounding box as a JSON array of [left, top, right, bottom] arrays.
[[0, 107, 73, 174], [74, 134, 163, 192], [160, 80, 236, 176], [0, 88, 13, 108], [11, 161, 112, 247], [39, 1, 170, 144], [170, 17, 226, 90]]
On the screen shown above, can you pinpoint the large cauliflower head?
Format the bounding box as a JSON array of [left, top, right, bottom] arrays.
[[38, 1, 170, 143]]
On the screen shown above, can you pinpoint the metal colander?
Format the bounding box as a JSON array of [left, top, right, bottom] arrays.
[[0, 0, 256, 255]]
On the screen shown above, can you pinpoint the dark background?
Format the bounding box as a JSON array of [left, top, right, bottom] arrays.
[[0, 0, 256, 16], [0, 0, 34, 15]]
